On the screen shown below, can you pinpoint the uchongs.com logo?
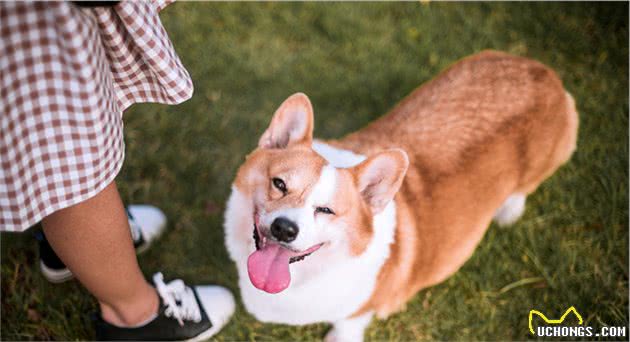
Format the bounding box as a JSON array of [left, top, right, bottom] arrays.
[[528, 306, 627, 338]]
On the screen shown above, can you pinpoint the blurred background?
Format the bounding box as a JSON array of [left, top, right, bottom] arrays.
[[1, 2, 628, 340]]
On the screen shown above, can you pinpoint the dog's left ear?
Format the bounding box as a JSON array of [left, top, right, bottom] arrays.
[[258, 93, 314, 149], [353, 149, 409, 214]]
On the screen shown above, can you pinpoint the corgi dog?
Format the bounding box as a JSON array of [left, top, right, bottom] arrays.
[[224, 51, 578, 341]]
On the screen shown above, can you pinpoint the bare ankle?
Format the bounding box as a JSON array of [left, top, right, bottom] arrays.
[[100, 286, 159, 327]]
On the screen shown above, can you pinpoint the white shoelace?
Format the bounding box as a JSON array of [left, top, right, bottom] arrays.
[[153, 273, 202, 326]]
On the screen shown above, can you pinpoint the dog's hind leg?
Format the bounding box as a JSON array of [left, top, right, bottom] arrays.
[[493, 193, 526, 227], [325, 312, 373, 342]]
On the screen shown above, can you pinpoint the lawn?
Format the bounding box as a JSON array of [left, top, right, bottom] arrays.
[[1, 2, 628, 341]]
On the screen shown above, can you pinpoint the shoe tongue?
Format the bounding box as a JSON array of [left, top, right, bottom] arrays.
[[247, 243, 293, 293]]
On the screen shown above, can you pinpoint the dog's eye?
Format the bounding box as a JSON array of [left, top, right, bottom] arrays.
[[315, 206, 335, 215], [272, 177, 287, 194]]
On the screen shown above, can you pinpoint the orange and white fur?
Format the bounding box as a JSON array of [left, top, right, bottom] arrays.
[[224, 51, 578, 341]]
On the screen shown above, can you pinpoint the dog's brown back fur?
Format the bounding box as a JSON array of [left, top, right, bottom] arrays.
[[329, 50, 578, 317]]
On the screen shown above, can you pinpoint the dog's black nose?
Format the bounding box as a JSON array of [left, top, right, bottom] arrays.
[[270, 217, 299, 243]]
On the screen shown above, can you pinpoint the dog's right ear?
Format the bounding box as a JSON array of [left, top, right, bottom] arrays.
[[352, 149, 409, 214], [258, 93, 314, 149]]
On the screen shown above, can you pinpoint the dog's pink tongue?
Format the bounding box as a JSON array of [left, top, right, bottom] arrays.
[[247, 243, 292, 293]]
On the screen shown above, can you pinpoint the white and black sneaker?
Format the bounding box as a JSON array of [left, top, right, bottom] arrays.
[[37, 205, 167, 283], [94, 273, 235, 341]]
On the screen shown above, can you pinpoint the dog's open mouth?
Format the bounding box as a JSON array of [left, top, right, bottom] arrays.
[[247, 217, 323, 294], [252, 226, 319, 264]]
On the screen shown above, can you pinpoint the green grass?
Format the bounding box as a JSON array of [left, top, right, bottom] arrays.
[[1, 2, 628, 341]]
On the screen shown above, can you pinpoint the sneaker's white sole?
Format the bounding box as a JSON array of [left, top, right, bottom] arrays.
[[39, 260, 74, 284], [134, 238, 154, 255], [134, 222, 165, 254]]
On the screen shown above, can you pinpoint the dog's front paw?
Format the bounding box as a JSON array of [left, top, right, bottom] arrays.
[[324, 328, 340, 342], [325, 313, 372, 342], [325, 328, 363, 342]]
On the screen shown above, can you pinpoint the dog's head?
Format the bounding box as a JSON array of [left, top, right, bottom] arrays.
[[233, 93, 408, 293]]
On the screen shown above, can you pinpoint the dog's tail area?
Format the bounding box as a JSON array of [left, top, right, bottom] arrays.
[[494, 91, 578, 227], [558, 91, 579, 164]]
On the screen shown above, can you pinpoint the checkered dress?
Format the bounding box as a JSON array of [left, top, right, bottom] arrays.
[[0, 1, 193, 231]]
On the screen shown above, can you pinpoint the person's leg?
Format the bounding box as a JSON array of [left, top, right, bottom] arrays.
[[42, 181, 159, 327]]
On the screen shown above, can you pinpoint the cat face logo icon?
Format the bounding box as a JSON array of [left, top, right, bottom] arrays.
[[528, 306, 584, 334]]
